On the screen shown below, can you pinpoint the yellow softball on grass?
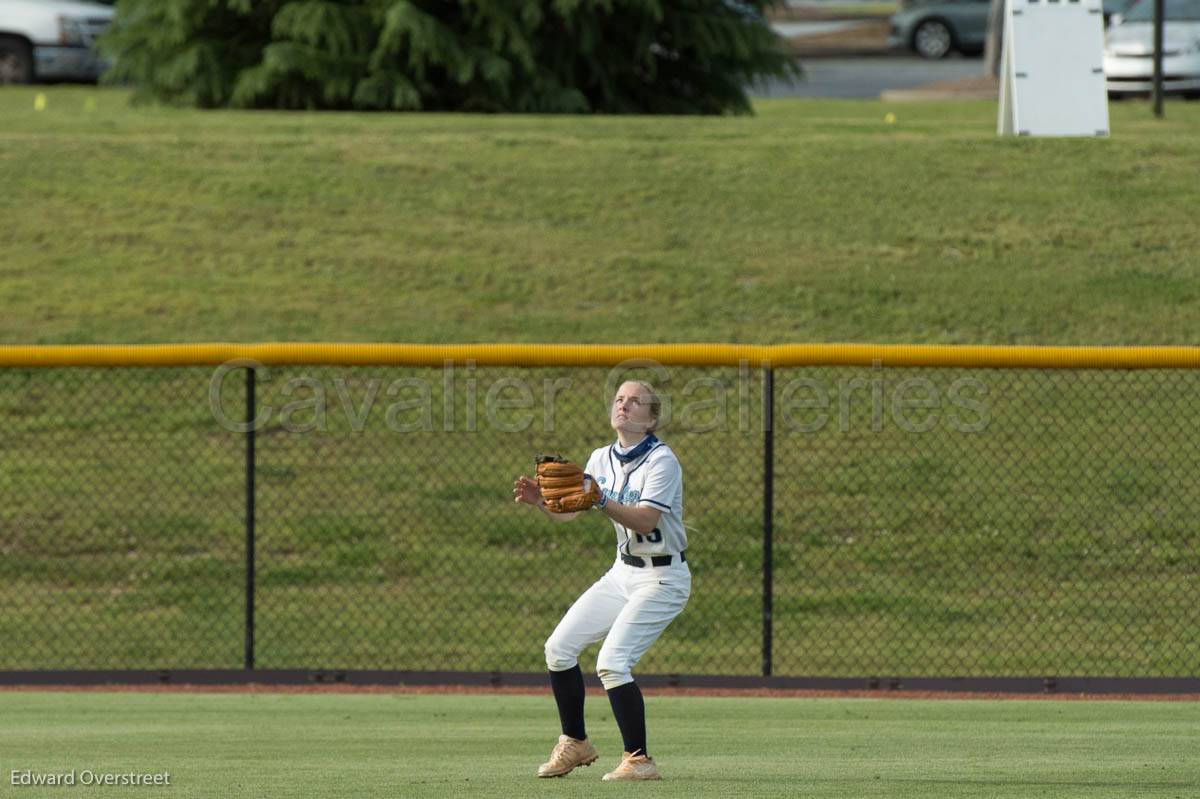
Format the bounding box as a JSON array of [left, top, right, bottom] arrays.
[[884, 112, 897, 125]]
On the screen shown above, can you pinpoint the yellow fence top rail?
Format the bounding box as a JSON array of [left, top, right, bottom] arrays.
[[1, 343, 1200, 369]]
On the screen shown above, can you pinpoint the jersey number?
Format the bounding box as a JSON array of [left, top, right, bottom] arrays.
[[635, 528, 663, 544]]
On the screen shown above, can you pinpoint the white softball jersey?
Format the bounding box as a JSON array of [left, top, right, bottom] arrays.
[[543, 436, 691, 688], [585, 439, 687, 559]]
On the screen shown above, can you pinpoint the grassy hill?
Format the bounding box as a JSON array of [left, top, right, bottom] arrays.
[[1, 87, 1198, 346]]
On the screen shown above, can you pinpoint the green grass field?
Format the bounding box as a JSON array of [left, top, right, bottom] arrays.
[[1, 87, 1198, 346], [2, 88, 1199, 679], [1, 692, 1197, 799]]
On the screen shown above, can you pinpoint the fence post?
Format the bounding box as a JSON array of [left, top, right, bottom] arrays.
[[762, 365, 774, 677], [244, 366, 257, 671]]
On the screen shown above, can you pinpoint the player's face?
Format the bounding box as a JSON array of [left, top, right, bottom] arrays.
[[611, 382, 654, 435]]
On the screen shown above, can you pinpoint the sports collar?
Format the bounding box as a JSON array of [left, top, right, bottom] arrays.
[[612, 434, 658, 464]]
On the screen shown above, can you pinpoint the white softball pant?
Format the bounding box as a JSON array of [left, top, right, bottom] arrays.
[[544, 557, 691, 690]]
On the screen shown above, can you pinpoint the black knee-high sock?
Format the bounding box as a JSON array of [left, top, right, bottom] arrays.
[[548, 666, 587, 740], [606, 681, 647, 757]]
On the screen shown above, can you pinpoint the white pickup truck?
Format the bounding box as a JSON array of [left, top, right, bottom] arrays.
[[0, 0, 114, 84]]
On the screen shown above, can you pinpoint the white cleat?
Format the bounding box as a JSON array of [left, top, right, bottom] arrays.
[[601, 750, 662, 781], [537, 735, 599, 778]]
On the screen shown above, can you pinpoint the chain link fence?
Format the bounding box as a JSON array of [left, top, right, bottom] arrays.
[[1, 359, 1197, 678]]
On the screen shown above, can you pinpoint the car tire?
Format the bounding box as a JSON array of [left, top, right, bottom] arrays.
[[0, 36, 34, 85], [912, 18, 955, 60]]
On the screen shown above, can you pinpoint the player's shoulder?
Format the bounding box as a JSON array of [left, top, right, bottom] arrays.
[[646, 441, 680, 467], [587, 444, 610, 465]]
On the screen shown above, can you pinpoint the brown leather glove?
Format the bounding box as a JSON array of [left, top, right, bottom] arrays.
[[535, 455, 602, 513]]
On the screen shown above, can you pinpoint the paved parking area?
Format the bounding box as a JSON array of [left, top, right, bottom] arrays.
[[748, 56, 988, 99]]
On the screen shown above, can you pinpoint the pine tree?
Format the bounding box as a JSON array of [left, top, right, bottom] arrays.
[[101, 0, 799, 113]]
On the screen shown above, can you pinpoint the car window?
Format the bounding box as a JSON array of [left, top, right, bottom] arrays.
[[1121, 0, 1200, 21]]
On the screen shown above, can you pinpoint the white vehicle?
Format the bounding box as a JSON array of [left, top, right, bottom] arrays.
[[0, 0, 113, 84], [1105, 0, 1200, 97]]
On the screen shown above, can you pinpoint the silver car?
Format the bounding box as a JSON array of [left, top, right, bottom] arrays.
[[889, 0, 991, 60], [0, 0, 113, 84], [1105, 0, 1200, 96]]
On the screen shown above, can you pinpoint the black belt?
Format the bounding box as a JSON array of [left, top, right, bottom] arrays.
[[621, 551, 686, 568]]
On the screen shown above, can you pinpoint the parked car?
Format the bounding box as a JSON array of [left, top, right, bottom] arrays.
[[0, 0, 114, 84], [889, 0, 991, 60], [890, 0, 1134, 60], [1104, 0, 1200, 96]]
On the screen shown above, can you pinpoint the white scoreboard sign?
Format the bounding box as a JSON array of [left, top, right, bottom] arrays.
[[998, 0, 1110, 137]]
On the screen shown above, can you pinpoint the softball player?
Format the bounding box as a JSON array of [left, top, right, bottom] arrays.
[[512, 380, 689, 781]]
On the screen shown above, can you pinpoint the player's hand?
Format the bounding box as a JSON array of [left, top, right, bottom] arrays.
[[513, 475, 542, 507]]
